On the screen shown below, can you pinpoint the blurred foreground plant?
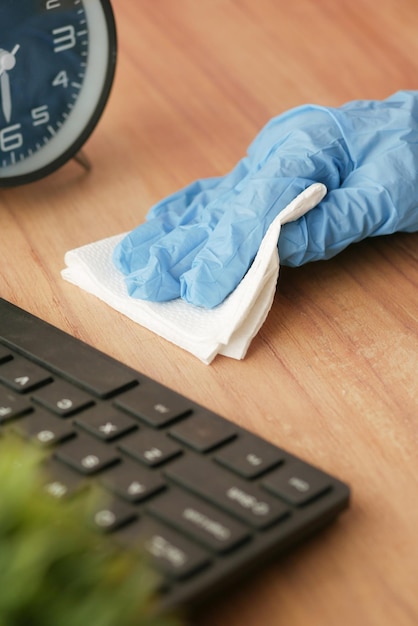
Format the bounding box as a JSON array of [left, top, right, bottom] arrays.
[[0, 436, 181, 626]]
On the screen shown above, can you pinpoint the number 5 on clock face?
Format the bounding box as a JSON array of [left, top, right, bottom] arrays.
[[0, 0, 117, 186]]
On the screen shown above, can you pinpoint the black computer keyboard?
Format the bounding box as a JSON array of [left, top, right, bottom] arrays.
[[0, 297, 350, 614]]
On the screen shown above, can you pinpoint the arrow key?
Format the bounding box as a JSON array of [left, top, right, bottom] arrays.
[[0, 357, 52, 392]]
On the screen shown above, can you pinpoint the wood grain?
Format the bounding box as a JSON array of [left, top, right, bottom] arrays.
[[1, 1, 418, 624]]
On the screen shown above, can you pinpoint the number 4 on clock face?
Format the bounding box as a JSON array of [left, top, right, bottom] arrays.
[[0, 0, 117, 186]]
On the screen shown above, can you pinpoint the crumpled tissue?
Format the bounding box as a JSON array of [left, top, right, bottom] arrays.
[[61, 183, 326, 364]]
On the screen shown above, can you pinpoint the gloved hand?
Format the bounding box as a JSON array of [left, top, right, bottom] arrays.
[[113, 90, 418, 308]]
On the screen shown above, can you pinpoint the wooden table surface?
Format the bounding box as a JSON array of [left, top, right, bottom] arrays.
[[1, 1, 418, 624]]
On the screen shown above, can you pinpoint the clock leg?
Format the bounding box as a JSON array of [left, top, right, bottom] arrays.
[[73, 150, 92, 172]]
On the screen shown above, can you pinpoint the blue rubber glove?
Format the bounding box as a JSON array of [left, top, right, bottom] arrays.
[[114, 90, 418, 308]]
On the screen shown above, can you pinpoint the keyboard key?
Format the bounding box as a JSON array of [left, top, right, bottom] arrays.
[[119, 430, 182, 467], [75, 405, 137, 441], [101, 460, 166, 502], [55, 435, 120, 475], [13, 410, 75, 446], [263, 461, 332, 505], [115, 383, 192, 427], [166, 457, 289, 529], [215, 435, 284, 478], [170, 412, 237, 452], [0, 387, 32, 422], [0, 357, 52, 392], [148, 488, 250, 554], [91, 497, 137, 532], [32, 381, 94, 416], [116, 516, 211, 580], [42, 458, 87, 499]]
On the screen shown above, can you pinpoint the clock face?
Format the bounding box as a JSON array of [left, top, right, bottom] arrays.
[[0, 0, 116, 185]]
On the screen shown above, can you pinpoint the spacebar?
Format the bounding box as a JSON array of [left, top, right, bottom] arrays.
[[0, 298, 138, 398]]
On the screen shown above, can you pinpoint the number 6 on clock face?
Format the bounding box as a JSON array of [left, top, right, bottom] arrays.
[[0, 0, 117, 186]]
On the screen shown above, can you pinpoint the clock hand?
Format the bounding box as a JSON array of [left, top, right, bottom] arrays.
[[0, 45, 20, 123], [0, 71, 12, 123]]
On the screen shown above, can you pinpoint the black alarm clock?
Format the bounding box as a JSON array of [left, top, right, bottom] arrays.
[[0, 0, 117, 186]]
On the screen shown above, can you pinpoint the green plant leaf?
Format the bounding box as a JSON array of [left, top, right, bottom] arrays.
[[0, 436, 182, 626]]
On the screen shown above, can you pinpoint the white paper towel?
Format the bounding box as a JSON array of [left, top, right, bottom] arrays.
[[62, 183, 326, 364]]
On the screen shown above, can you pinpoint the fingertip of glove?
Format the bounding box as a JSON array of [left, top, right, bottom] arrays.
[[113, 231, 147, 274], [180, 268, 227, 309], [112, 239, 129, 272], [125, 273, 181, 302], [120, 254, 182, 302]]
